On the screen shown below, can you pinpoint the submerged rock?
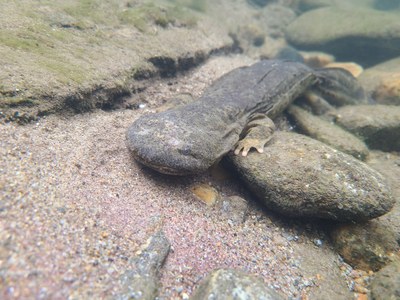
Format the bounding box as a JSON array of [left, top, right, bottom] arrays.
[[287, 105, 369, 160], [191, 268, 285, 300], [227, 131, 394, 221], [298, 0, 372, 11], [300, 51, 335, 68], [325, 62, 364, 78], [359, 57, 400, 106], [117, 231, 170, 300], [214, 196, 249, 225], [330, 221, 399, 271], [367, 151, 400, 245], [247, 0, 275, 7], [373, 0, 400, 11], [286, 7, 400, 66], [332, 105, 400, 151], [370, 260, 400, 300]]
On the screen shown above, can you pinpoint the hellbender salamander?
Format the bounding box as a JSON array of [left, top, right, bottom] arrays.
[[126, 60, 366, 175]]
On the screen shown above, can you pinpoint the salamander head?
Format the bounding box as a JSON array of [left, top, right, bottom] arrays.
[[126, 114, 214, 175]]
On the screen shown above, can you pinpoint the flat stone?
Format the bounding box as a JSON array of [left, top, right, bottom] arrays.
[[330, 220, 399, 271], [332, 105, 400, 151], [227, 131, 394, 221], [286, 7, 400, 66], [190, 268, 285, 300], [370, 260, 400, 300], [287, 105, 369, 160]]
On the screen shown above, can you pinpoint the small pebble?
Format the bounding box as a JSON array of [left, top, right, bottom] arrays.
[[313, 239, 323, 247], [190, 183, 218, 206]]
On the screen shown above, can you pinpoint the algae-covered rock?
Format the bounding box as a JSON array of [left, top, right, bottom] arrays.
[[330, 221, 399, 272], [227, 131, 394, 221], [332, 105, 400, 151], [286, 7, 400, 66], [191, 268, 285, 300], [0, 0, 233, 120]]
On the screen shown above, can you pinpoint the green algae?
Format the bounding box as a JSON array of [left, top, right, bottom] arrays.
[[119, 2, 198, 32], [0, 0, 216, 120]]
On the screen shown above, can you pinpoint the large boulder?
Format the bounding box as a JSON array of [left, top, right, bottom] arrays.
[[227, 131, 394, 221]]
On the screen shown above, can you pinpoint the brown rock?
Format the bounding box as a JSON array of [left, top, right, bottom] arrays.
[[330, 220, 399, 271], [359, 57, 400, 106], [325, 62, 364, 78], [191, 183, 218, 206]]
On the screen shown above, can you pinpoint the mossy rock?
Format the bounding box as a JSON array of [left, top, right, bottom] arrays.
[[0, 0, 232, 120]]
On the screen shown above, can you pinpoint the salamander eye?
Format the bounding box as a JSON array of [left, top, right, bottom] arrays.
[[178, 146, 192, 156]]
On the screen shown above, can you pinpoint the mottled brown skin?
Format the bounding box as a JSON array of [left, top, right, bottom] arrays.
[[126, 60, 366, 175]]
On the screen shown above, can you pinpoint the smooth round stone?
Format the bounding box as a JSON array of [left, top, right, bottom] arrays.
[[227, 131, 394, 221], [286, 7, 400, 66]]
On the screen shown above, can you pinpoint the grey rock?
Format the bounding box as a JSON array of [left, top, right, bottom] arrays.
[[332, 105, 400, 151], [117, 231, 170, 300], [287, 105, 369, 160], [298, 0, 373, 11], [214, 196, 249, 225], [227, 131, 394, 221], [190, 268, 285, 300], [330, 221, 399, 272], [373, 0, 400, 11], [286, 7, 400, 66], [370, 259, 400, 300]]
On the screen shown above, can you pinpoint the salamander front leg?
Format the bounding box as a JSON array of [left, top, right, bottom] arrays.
[[234, 115, 276, 157]]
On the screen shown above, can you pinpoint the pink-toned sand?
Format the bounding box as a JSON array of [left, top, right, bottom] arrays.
[[1, 55, 356, 299]]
